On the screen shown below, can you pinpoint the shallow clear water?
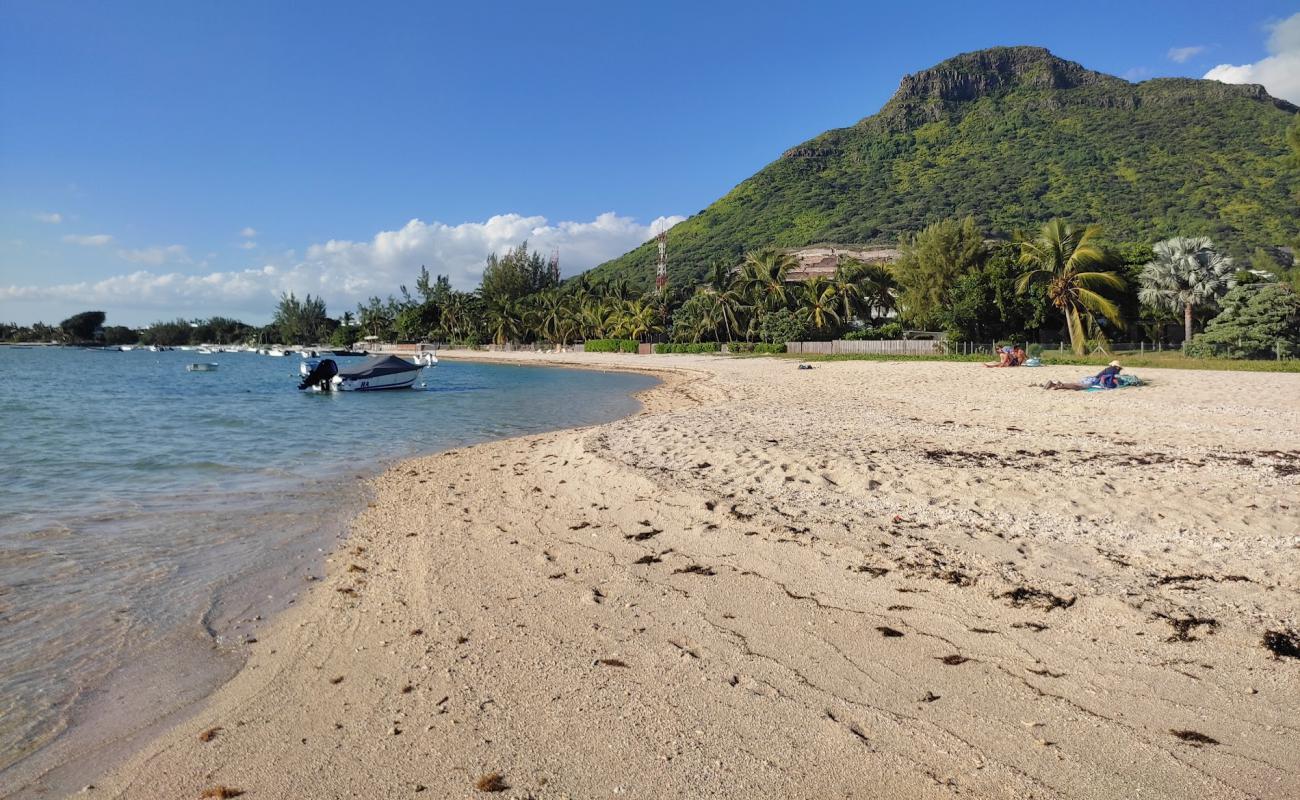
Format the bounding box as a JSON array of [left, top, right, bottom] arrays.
[[0, 347, 655, 774]]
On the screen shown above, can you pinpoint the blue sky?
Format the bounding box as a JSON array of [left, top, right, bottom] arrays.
[[2, 0, 1298, 325]]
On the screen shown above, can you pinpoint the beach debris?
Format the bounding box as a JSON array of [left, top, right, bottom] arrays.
[[474, 772, 508, 792], [1153, 612, 1218, 642], [410, 628, 423, 636], [1263, 629, 1300, 660], [1170, 729, 1220, 746], [850, 565, 889, 577], [937, 655, 969, 666], [633, 554, 662, 565], [627, 527, 662, 541], [672, 564, 716, 576], [568, 521, 591, 530], [347, 563, 368, 573], [875, 626, 905, 638], [197, 726, 223, 743], [1011, 621, 1049, 632], [919, 692, 941, 703], [329, 675, 344, 684], [597, 658, 629, 667], [401, 684, 415, 694], [199, 787, 244, 799], [935, 569, 975, 587], [997, 586, 1075, 611]]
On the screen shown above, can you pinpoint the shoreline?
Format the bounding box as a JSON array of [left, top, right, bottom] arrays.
[[67, 356, 1300, 797], [0, 357, 662, 799]]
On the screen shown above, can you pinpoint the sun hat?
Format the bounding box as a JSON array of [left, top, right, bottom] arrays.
[[1108, 360, 1121, 367]]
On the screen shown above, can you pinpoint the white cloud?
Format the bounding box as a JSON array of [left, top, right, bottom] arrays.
[[239, 240, 258, 250], [1167, 45, 1207, 64], [1204, 13, 1300, 104], [35, 212, 63, 224], [239, 227, 257, 238], [63, 233, 113, 246], [116, 244, 189, 265], [3, 211, 683, 322]]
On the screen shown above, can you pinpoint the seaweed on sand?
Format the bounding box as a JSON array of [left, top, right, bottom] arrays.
[[1263, 629, 1300, 660], [997, 587, 1075, 611], [1170, 729, 1220, 746]]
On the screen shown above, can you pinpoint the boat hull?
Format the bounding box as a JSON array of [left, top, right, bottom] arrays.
[[332, 372, 419, 391]]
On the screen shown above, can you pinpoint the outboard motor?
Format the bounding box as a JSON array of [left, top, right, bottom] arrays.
[[298, 358, 338, 391]]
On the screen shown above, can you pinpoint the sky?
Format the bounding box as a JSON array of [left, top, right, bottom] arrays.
[[2, 0, 1298, 326]]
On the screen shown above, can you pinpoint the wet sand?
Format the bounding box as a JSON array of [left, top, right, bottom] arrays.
[[79, 354, 1300, 799]]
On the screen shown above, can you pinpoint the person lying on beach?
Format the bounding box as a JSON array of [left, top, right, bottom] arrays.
[[984, 347, 1012, 368], [1044, 361, 1123, 390]]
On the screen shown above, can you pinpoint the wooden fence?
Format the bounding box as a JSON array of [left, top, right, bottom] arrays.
[[785, 339, 947, 356]]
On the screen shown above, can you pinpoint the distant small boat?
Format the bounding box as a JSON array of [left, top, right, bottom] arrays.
[[186, 363, 219, 372], [412, 352, 438, 367], [267, 348, 288, 357]]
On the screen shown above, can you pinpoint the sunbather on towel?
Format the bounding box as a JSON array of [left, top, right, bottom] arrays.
[[1045, 361, 1123, 390]]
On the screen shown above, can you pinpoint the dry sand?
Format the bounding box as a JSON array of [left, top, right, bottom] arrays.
[[70, 354, 1300, 798]]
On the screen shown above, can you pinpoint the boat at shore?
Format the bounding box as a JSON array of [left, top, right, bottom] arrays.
[[298, 354, 422, 391]]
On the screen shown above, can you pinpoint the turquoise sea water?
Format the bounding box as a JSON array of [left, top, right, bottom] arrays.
[[0, 347, 655, 782]]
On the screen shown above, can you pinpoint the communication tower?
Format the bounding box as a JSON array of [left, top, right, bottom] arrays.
[[655, 227, 668, 292]]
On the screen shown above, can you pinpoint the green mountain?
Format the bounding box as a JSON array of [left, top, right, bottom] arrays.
[[587, 46, 1299, 290]]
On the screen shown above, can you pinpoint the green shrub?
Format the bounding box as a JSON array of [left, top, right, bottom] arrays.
[[722, 341, 785, 354], [654, 342, 720, 354], [1027, 343, 1044, 357], [584, 339, 639, 353], [843, 322, 905, 340], [758, 309, 807, 345]]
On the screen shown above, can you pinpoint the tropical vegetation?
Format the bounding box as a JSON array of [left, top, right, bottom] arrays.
[[586, 47, 1298, 292]]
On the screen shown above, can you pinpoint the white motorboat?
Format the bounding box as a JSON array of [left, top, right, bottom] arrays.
[[186, 363, 219, 372], [298, 355, 422, 392], [267, 348, 288, 357], [412, 351, 438, 367]]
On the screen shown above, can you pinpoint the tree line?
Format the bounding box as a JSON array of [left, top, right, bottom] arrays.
[[7, 222, 1296, 359]]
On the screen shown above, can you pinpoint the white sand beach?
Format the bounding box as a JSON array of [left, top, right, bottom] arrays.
[[77, 354, 1300, 799]]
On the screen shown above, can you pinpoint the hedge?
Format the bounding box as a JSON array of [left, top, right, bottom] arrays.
[[584, 339, 639, 353], [654, 342, 720, 354], [725, 342, 785, 354]]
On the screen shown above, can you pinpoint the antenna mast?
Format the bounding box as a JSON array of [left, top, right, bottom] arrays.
[[655, 226, 668, 293]]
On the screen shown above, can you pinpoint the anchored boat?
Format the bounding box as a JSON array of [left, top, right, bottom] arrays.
[[298, 355, 422, 392]]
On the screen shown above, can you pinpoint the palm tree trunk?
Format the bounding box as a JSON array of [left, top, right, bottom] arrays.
[[1183, 303, 1193, 350]]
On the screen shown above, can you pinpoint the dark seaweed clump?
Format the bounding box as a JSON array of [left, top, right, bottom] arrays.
[[1263, 629, 1300, 660]]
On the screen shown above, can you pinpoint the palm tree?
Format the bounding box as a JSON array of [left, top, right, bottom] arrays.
[[486, 299, 525, 346], [1138, 237, 1235, 348], [739, 248, 796, 311], [795, 277, 842, 334], [534, 291, 572, 345], [705, 258, 734, 294], [623, 298, 664, 341], [831, 262, 865, 325], [854, 262, 897, 322], [1015, 219, 1125, 355]]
